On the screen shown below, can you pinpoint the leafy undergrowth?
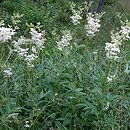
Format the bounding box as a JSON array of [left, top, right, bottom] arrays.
[[0, 0, 130, 130]]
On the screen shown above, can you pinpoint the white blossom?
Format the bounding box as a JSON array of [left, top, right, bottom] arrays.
[[105, 43, 120, 60], [3, 68, 13, 78], [13, 36, 38, 68], [111, 31, 123, 46], [57, 30, 72, 51], [13, 36, 31, 47], [30, 28, 45, 49], [70, 2, 83, 25], [70, 14, 82, 25], [120, 25, 130, 40], [0, 27, 15, 42], [24, 121, 30, 128], [12, 26, 45, 68], [105, 19, 130, 60], [13, 36, 31, 57], [24, 53, 38, 68], [107, 75, 115, 82], [85, 13, 103, 37]]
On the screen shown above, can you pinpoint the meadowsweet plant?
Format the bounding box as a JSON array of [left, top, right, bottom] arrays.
[[13, 27, 45, 68], [30, 27, 45, 49], [13, 36, 37, 68], [120, 19, 130, 40], [105, 31, 121, 60], [105, 17, 130, 84], [0, 25, 15, 42], [105, 19, 130, 60], [57, 30, 72, 51], [116, 12, 130, 40], [69, 2, 84, 25], [0, 0, 130, 129], [105, 42, 120, 60], [85, 12, 104, 37]]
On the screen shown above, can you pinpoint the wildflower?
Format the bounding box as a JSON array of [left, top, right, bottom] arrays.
[[120, 24, 130, 41], [0, 27, 15, 42], [107, 75, 115, 82], [57, 30, 72, 51], [105, 43, 120, 60], [13, 36, 31, 46], [85, 13, 103, 37], [13, 36, 31, 57], [32, 46, 37, 53], [3, 67, 13, 78], [111, 31, 123, 45], [12, 26, 45, 68], [70, 2, 83, 25], [24, 53, 38, 68], [30, 28, 45, 49], [13, 36, 38, 68], [24, 121, 30, 128], [70, 14, 82, 25], [105, 19, 130, 60], [116, 15, 130, 41]]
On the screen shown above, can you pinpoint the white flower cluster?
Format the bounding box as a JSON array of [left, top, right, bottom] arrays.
[[70, 14, 82, 25], [0, 26, 15, 42], [85, 13, 103, 37], [13, 36, 37, 68], [30, 28, 45, 49], [13, 28, 45, 68], [120, 20, 130, 40], [105, 20, 130, 60], [57, 30, 72, 51], [13, 36, 30, 56], [70, 2, 83, 25], [105, 42, 120, 60], [24, 121, 30, 128], [3, 67, 13, 78]]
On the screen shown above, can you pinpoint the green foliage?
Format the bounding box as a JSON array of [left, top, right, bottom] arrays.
[[0, 0, 130, 130]]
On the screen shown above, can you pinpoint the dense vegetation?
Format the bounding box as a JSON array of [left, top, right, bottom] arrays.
[[0, 0, 130, 129]]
